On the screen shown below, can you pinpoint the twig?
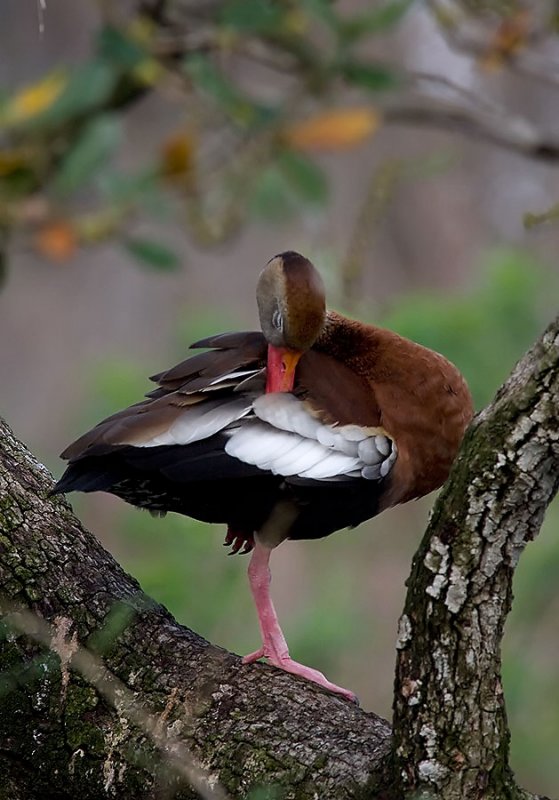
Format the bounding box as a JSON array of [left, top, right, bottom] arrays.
[[381, 89, 559, 161], [426, 0, 559, 89], [341, 160, 406, 308], [1, 603, 231, 800], [36, 0, 47, 36]]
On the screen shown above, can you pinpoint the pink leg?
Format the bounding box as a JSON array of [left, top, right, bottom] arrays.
[[242, 542, 357, 702]]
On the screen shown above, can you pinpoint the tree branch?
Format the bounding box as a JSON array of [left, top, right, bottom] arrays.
[[0, 418, 391, 799], [426, 0, 559, 91], [382, 73, 559, 162], [1, 316, 559, 799]]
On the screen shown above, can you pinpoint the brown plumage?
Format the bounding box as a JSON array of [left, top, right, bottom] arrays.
[[53, 251, 473, 701], [310, 311, 472, 507]]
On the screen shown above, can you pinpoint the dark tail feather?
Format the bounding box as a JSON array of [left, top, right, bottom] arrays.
[[50, 464, 118, 496]]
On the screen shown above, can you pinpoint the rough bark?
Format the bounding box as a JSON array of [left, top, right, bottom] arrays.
[[0, 315, 558, 800]]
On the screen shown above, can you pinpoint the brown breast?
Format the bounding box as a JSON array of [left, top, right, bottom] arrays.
[[307, 310, 474, 508]]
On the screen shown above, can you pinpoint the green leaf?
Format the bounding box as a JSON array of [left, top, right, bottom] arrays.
[[124, 237, 180, 270], [249, 165, 299, 220], [185, 53, 242, 105], [184, 54, 263, 126], [340, 0, 414, 42], [298, 0, 339, 29], [0, 165, 38, 199], [220, 0, 284, 33], [97, 167, 158, 205], [278, 151, 328, 206], [523, 202, 559, 229], [342, 61, 400, 91], [52, 114, 122, 196], [29, 60, 117, 130], [97, 26, 147, 69], [249, 153, 327, 221]]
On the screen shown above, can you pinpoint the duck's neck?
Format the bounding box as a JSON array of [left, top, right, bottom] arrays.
[[314, 310, 383, 371]]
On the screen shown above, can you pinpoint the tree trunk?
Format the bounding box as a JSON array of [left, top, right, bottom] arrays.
[[1, 314, 558, 800], [392, 316, 559, 799]]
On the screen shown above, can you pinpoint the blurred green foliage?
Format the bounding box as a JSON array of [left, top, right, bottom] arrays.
[[249, 152, 329, 221], [123, 237, 181, 271], [0, 0, 413, 272]]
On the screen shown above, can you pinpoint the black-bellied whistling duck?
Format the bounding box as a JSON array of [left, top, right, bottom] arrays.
[[53, 251, 473, 701]]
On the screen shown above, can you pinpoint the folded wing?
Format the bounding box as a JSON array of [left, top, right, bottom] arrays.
[[53, 332, 395, 536]]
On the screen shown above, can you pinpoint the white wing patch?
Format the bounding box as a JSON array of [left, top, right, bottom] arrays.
[[131, 389, 397, 482], [226, 422, 362, 479], [207, 370, 258, 387], [134, 397, 252, 447], [226, 393, 397, 481]]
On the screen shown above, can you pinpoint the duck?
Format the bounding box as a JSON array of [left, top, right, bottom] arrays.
[[53, 251, 474, 701]]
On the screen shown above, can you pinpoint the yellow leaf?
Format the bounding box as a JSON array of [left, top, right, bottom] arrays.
[[479, 10, 530, 72], [127, 15, 157, 45], [35, 220, 77, 263], [132, 58, 164, 87], [0, 147, 31, 176], [5, 73, 66, 125], [160, 132, 195, 181], [283, 108, 381, 152], [283, 9, 309, 35]]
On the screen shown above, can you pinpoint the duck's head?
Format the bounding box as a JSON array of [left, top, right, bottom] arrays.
[[257, 251, 326, 393]]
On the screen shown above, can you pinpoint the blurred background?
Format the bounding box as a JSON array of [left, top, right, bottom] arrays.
[[1, 0, 559, 795]]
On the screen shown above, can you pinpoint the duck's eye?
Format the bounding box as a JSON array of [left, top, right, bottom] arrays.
[[272, 308, 283, 332]]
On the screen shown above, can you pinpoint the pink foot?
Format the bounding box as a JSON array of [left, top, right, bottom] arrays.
[[242, 543, 358, 703], [242, 647, 265, 664], [243, 645, 357, 701]]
